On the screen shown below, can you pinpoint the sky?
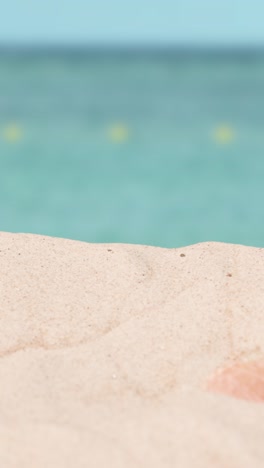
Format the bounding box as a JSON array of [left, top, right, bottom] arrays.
[[1, 0, 264, 46]]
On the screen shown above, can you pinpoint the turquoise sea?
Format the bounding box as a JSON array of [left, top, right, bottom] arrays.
[[0, 49, 264, 248]]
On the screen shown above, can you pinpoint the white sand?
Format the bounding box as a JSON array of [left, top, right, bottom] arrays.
[[0, 231, 263, 467]]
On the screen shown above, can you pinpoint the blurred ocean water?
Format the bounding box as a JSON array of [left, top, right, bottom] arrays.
[[0, 49, 264, 248]]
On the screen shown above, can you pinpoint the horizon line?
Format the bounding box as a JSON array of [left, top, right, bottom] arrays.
[[1, 42, 264, 51], [1, 43, 264, 60]]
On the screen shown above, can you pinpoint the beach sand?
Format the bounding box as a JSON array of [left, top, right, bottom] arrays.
[[0, 231, 263, 467]]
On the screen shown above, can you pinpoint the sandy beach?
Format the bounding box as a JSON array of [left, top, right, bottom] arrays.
[[0, 231, 264, 467]]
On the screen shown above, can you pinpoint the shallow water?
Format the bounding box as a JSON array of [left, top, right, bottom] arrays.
[[0, 50, 264, 248]]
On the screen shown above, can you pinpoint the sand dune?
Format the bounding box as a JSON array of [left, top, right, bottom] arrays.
[[0, 232, 263, 467]]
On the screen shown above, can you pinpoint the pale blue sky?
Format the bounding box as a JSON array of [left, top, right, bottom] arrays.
[[1, 0, 264, 46]]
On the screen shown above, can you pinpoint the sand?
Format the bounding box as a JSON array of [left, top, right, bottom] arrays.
[[0, 231, 264, 467]]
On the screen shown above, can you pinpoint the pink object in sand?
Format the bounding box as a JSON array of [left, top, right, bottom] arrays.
[[207, 361, 264, 403]]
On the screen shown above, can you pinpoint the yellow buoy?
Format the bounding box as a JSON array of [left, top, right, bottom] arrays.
[[108, 124, 129, 143], [213, 125, 235, 144], [2, 124, 23, 143]]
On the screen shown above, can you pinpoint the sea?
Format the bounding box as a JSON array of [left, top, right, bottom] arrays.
[[0, 47, 264, 248]]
